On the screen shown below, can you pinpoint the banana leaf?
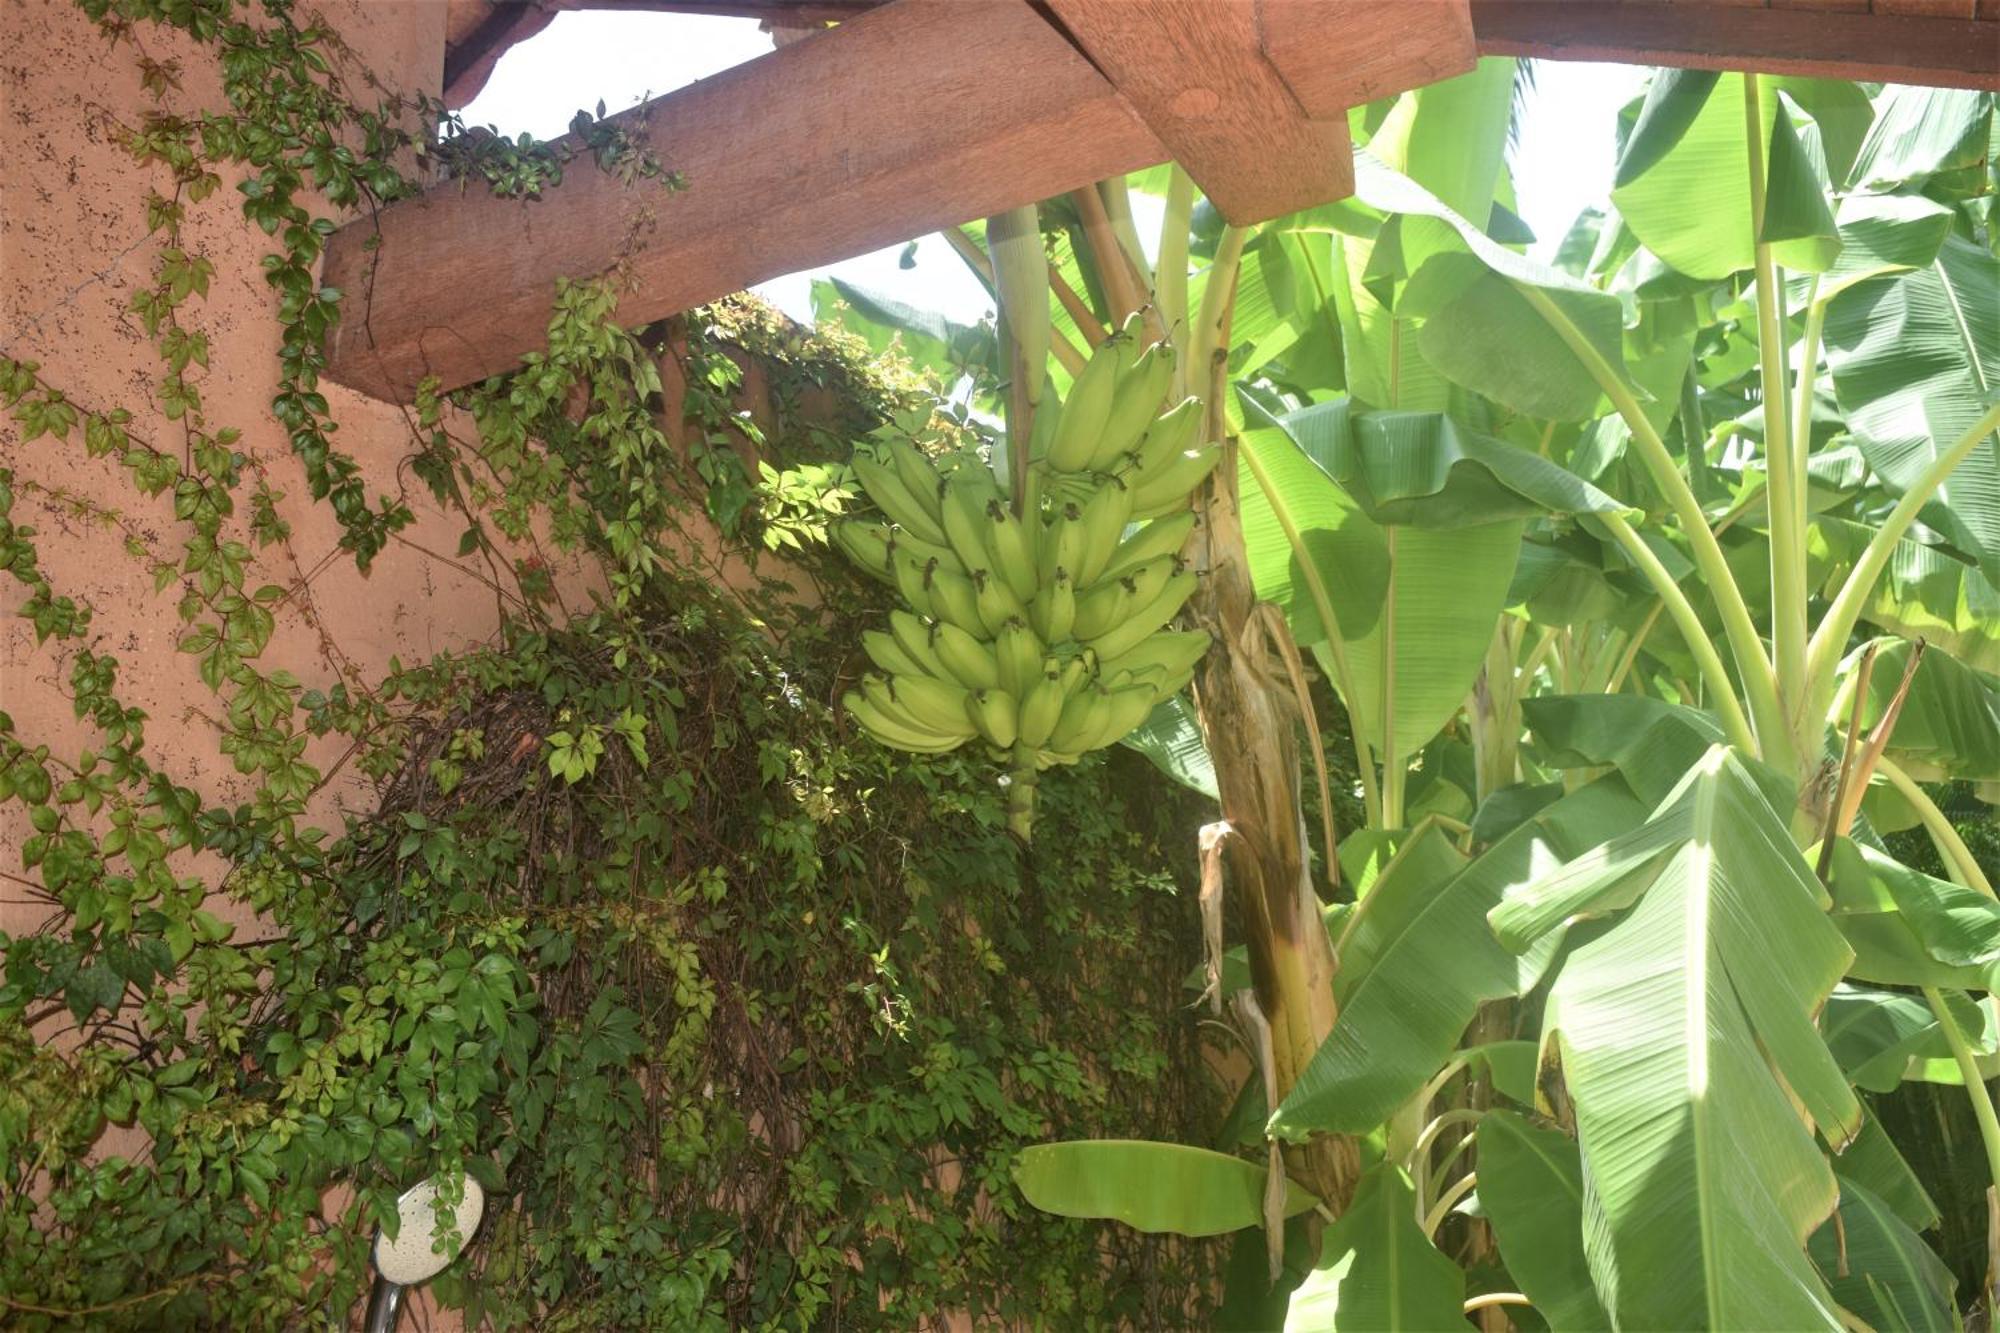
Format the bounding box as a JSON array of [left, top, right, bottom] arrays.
[[1846, 86, 1995, 194], [810, 276, 995, 384], [1610, 71, 1845, 280], [1282, 1164, 1464, 1332], [1238, 403, 1523, 765], [1827, 836, 2000, 970], [1271, 779, 1645, 1139], [1121, 694, 1217, 799], [1812, 517, 2000, 675], [1276, 398, 1628, 530], [1519, 693, 1730, 806], [1821, 982, 1999, 1094], [1012, 1140, 1319, 1237], [1477, 1109, 1612, 1331], [1491, 747, 1860, 1329], [1848, 637, 2000, 785], [1807, 1178, 1958, 1333], [1361, 157, 1628, 422], [1825, 235, 2000, 583], [1833, 1112, 1941, 1234], [1794, 192, 1956, 308]]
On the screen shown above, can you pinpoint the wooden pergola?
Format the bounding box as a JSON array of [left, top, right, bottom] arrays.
[[323, 0, 2000, 403]]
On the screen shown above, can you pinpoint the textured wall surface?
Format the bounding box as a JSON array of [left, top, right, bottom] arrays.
[[0, 0, 575, 903]]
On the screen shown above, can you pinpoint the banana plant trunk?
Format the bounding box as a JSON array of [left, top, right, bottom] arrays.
[[1192, 412, 1357, 1210]]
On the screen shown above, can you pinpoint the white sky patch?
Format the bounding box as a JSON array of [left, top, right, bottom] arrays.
[[463, 15, 1647, 324]]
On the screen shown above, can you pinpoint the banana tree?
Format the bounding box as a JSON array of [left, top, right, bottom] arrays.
[[1244, 73, 1999, 1329], [812, 63, 1999, 1330]]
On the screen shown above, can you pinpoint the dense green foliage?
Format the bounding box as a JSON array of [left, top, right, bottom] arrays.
[[826, 61, 2000, 1332], [0, 2, 1224, 1327]]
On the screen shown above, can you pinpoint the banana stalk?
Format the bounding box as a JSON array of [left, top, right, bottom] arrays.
[[1184, 228, 1356, 1209]]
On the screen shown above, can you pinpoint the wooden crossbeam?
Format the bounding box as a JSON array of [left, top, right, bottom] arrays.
[[328, 0, 1998, 402], [1470, 0, 2000, 90], [1041, 0, 1351, 224], [1258, 0, 1478, 117], [321, 0, 1166, 400]]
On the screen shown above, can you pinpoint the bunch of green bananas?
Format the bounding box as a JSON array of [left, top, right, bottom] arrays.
[[833, 321, 1221, 770]]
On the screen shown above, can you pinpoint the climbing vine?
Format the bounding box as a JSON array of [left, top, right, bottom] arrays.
[[0, 2, 1222, 1327]]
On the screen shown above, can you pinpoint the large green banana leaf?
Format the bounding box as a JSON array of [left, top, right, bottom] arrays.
[[1519, 692, 1730, 806], [1282, 1164, 1464, 1332], [1825, 235, 2000, 583], [1796, 192, 1956, 309], [1491, 747, 1861, 1330], [810, 276, 995, 384], [1821, 982, 1998, 1093], [1360, 158, 1628, 422], [1609, 71, 1845, 279], [1120, 694, 1217, 799], [1828, 836, 2000, 970], [1277, 398, 1627, 529], [1846, 86, 1994, 194], [1272, 779, 1644, 1139], [1364, 59, 1516, 225], [1847, 637, 2000, 784], [1238, 406, 1523, 765], [1308, 59, 1519, 414], [1813, 517, 2000, 674], [1012, 1140, 1319, 1237], [1807, 1179, 1958, 1333], [1476, 1109, 1612, 1331], [1835, 1112, 1942, 1234]]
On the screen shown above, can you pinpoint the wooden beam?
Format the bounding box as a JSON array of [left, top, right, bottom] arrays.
[[322, 0, 1166, 401], [1257, 0, 1477, 117], [1042, 0, 1351, 224], [1470, 1, 2000, 91]]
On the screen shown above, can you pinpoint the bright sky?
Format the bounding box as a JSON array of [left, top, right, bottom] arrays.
[[460, 11, 1646, 327]]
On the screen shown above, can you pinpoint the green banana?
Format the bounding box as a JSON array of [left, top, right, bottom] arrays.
[[863, 628, 930, 679], [833, 519, 894, 581], [885, 437, 946, 520], [889, 673, 977, 737], [1099, 628, 1211, 683], [940, 477, 997, 581], [1070, 575, 1133, 642], [886, 525, 961, 573], [1120, 554, 1180, 609], [844, 691, 965, 754], [852, 451, 948, 545], [1028, 568, 1076, 643], [1083, 570, 1198, 660], [926, 560, 986, 636], [1100, 511, 1196, 582], [1017, 671, 1067, 749], [1152, 665, 1197, 700], [973, 568, 1028, 637], [1123, 396, 1203, 479], [1039, 502, 1089, 586], [1095, 684, 1159, 746], [1127, 444, 1222, 520], [983, 500, 1039, 604], [931, 619, 1002, 691], [1086, 342, 1176, 471], [892, 552, 935, 619], [1048, 683, 1111, 754], [1044, 337, 1124, 472], [861, 673, 932, 734], [1072, 476, 1135, 586], [966, 688, 1020, 749], [887, 611, 949, 677], [993, 619, 1043, 698]]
